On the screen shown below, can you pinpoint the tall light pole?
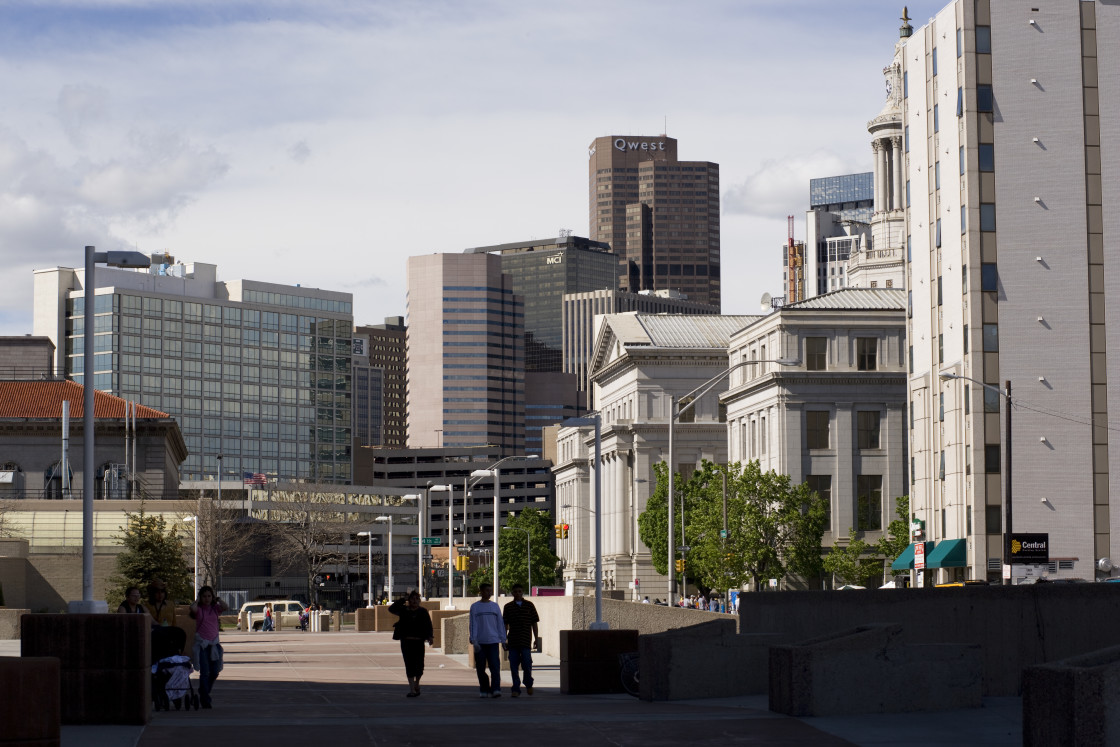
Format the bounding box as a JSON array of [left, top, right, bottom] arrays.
[[503, 525, 531, 595], [374, 516, 393, 599], [428, 484, 453, 602], [357, 530, 375, 607], [562, 415, 605, 629], [666, 357, 799, 605], [403, 493, 423, 594], [470, 454, 538, 599], [183, 515, 199, 598], [75, 246, 150, 612], [940, 373, 1013, 586]]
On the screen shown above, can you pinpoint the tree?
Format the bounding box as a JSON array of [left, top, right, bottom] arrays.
[[0, 497, 20, 539], [266, 492, 355, 604], [109, 505, 192, 606], [823, 528, 884, 587], [470, 507, 560, 595], [184, 491, 261, 589], [639, 460, 827, 592], [876, 495, 912, 565]]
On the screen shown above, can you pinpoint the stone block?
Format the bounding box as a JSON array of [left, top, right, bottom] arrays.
[[428, 610, 467, 649], [769, 623, 981, 717], [559, 629, 638, 694], [355, 607, 376, 632], [441, 614, 470, 655], [638, 619, 782, 700], [21, 614, 151, 725], [0, 656, 60, 746], [0, 609, 29, 640], [1023, 644, 1120, 747]]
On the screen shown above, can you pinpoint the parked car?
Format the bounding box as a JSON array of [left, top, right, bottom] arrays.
[[935, 580, 990, 588], [238, 600, 306, 631]]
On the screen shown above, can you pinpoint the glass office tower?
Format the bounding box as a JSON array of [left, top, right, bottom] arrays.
[[33, 258, 354, 484]]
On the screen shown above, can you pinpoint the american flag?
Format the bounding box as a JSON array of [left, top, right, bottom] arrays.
[[243, 472, 267, 486]]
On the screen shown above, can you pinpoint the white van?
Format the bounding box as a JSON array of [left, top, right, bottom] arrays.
[[238, 600, 305, 631]]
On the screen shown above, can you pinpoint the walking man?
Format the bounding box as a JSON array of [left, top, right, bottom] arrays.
[[502, 583, 540, 697], [469, 582, 506, 698]]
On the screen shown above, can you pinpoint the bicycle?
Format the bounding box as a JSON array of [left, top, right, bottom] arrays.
[[618, 651, 640, 697]]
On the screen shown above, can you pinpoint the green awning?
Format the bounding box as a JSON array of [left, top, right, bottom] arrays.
[[890, 542, 932, 571], [925, 538, 968, 568]]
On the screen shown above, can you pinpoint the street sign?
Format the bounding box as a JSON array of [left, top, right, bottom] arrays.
[[719, 529, 727, 538], [915, 541, 926, 570], [410, 537, 442, 546]]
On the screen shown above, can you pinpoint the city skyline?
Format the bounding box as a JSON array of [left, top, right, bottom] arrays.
[[0, 1, 946, 336]]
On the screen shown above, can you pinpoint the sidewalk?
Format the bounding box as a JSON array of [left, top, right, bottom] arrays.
[[1, 630, 1021, 746]]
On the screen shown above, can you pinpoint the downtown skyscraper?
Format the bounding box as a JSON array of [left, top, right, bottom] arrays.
[[588, 135, 721, 308]]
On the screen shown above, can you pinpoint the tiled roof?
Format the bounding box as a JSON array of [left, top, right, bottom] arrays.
[[0, 381, 170, 419], [633, 314, 763, 348], [783, 288, 906, 311]]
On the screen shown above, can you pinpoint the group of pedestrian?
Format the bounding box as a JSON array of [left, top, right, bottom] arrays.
[[677, 593, 734, 613], [387, 582, 540, 699]]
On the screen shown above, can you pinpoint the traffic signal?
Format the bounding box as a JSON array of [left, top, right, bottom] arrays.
[[554, 523, 562, 538], [560, 523, 569, 539], [675, 559, 686, 573], [456, 556, 469, 571]]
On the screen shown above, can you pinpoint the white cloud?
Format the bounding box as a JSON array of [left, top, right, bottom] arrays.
[[287, 140, 310, 164], [724, 151, 856, 219], [56, 84, 111, 149]]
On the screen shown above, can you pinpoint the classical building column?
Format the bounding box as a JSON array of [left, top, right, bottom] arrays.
[[871, 140, 882, 213], [877, 139, 889, 214], [891, 135, 903, 211]]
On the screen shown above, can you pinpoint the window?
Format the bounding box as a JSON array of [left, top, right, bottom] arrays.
[[934, 104, 939, 132], [939, 392, 945, 422], [807, 411, 830, 450], [937, 276, 943, 306], [856, 338, 877, 371], [984, 387, 1001, 413], [806, 337, 827, 371], [956, 27, 962, 57], [964, 384, 970, 414], [964, 325, 969, 356], [939, 450, 946, 480], [983, 323, 999, 352], [760, 416, 767, 454], [961, 204, 967, 233], [977, 85, 994, 113], [806, 475, 832, 527], [979, 144, 994, 172], [976, 26, 992, 53], [981, 264, 998, 292], [985, 444, 1001, 473], [857, 411, 881, 450], [906, 180, 911, 207], [857, 475, 883, 531], [903, 71, 908, 98], [938, 334, 944, 363], [931, 47, 938, 76], [956, 87, 963, 117], [986, 505, 1001, 534], [935, 161, 941, 190], [960, 146, 965, 175], [963, 264, 968, 293], [980, 203, 996, 231], [935, 219, 942, 248]]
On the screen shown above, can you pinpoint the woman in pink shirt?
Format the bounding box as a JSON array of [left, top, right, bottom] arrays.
[[189, 586, 227, 708]]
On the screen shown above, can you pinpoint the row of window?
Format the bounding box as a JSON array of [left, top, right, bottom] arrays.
[[804, 474, 885, 531], [806, 411, 882, 450]]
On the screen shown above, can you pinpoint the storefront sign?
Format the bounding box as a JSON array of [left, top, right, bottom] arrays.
[[1010, 533, 1049, 565], [914, 541, 926, 570]]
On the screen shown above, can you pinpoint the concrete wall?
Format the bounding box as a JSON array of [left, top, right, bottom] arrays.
[[0, 609, 29, 639], [740, 585, 1120, 695], [1022, 644, 1120, 747]]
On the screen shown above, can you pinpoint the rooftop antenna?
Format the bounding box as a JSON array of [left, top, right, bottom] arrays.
[[663, 115, 667, 136]]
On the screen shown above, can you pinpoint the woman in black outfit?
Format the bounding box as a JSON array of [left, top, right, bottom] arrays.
[[388, 590, 434, 697]]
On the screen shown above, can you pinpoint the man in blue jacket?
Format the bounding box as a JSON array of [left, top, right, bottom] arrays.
[[469, 582, 506, 698]]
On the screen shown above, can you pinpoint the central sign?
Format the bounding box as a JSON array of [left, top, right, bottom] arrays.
[[1010, 533, 1049, 565]]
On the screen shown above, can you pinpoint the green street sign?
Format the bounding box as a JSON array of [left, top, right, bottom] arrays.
[[410, 537, 442, 546], [719, 529, 727, 538]]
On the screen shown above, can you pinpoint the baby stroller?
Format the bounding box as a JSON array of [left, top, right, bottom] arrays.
[[152, 655, 199, 711]]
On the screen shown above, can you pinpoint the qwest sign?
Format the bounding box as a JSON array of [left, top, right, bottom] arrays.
[[1010, 533, 1049, 565], [614, 138, 666, 153]]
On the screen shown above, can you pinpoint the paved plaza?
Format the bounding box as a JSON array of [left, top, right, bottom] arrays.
[[1, 629, 1022, 746]]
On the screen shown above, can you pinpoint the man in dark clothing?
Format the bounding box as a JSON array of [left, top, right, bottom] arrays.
[[389, 590, 434, 697], [502, 583, 540, 697]]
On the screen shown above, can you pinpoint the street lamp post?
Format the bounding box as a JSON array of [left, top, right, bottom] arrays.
[[667, 357, 799, 605], [403, 493, 423, 594], [940, 373, 1013, 585], [75, 245, 151, 613], [503, 526, 531, 595], [373, 516, 393, 599], [428, 484, 453, 601], [470, 454, 538, 599], [183, 515, 199, 598], [562, 415, 605, 629], [357, 530, 375, 607]]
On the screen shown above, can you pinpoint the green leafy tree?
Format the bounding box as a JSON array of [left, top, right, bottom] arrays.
[[640, 460, 827, 591], [109, 506, 192, 606], [471, 507, 560, 595], [823, 528, 884, 586], [876, 495, 912, 565]]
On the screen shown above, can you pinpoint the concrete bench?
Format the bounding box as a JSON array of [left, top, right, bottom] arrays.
[[639, 619, 785, 700], [21, 613, 150, 725], [0, 656, 60, 746], [560, 629, 638, 694], [769, 622, 981, 717], [0, 609, 29, 640], [1023, 643, 1120, 747]]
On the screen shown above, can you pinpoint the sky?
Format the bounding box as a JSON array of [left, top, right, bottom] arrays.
[[0, 0, 948, 336]]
